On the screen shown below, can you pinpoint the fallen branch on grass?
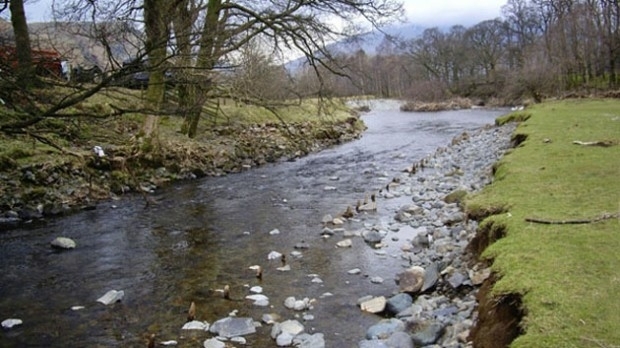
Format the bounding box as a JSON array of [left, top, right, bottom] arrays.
[[572, 140, 617, 147], [525, 212, 619, 225], [580, 336, 620, 348]]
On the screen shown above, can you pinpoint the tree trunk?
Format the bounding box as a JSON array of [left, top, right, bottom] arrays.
[[9, 0, 35, 88], [182, 0, 221, 138], [141, 0, 169, 139]]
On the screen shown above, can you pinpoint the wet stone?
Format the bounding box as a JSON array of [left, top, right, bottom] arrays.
[[50, 237, 76, 249], [203, 338, 225, 348], [360, 296, 386, 314], [385, 331, 414, 348], [366, 318, 405, 340], [447, 272, 467, 289], [182, 320, 209, 331], [362, 230, 384, 244], [395, 266, 425, 293], [421, 262, 440, 293], [358, 340, 390, 348], [410, 321, 446, 346], [293, 333, 325, 348], [96, 290, 124, 305], [385, 293, 413, 316], [1, 318, 23, 329], [294, 241, 310, 249], [209, 317, 256, 338]]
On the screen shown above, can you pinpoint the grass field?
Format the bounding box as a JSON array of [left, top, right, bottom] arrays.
[[466, 99, 620, 347]]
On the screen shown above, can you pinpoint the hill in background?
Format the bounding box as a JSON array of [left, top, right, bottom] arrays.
[[0, 20, 141, 70]]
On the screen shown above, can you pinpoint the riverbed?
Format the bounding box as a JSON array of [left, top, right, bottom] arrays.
[[0, 100, 509, 347]]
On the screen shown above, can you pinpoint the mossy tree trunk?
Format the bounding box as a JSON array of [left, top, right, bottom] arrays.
[[9, 0, 36, 88], [181, 0, 221, 138], [142, 0, 169, 140]]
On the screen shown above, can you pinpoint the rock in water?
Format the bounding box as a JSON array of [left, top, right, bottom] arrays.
[[246, 294, 270, 306], [96, 290, 124, 305], [203, 338, 225, 348], [1, 318, 23, 329], [209, 317, 256, 338], [293, 333, 326, 348], [182, 320, 209, 331], [50, 237, 76, 249]]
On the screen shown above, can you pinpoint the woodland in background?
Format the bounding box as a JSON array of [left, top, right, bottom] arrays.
[[0, 0, 618, 147], [315, 0, 620, 103]]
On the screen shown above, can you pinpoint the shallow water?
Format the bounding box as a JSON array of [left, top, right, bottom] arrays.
[[0, 100, 507, 347]]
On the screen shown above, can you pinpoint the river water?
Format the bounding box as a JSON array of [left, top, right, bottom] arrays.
[[0, 100, 507, 347]]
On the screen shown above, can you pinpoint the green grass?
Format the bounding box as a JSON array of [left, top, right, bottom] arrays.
[[0, 87, 355, 163], [466, 99, 620, 347]]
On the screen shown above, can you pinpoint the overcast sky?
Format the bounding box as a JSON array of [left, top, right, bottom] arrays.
[[403, 0, 505, 27], [19, 0, 507, 28]]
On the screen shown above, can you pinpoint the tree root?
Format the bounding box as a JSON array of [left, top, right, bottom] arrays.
[[525, 212, 619, 225]]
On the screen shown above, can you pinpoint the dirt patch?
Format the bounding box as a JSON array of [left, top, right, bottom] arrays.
[[466, 219, 507, 258], [466, 213, 524, 347], [511, 133, 528, 147], [469, 274, 525, 348]]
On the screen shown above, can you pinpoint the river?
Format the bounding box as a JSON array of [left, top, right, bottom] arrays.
[[0, 100, 508, 347]]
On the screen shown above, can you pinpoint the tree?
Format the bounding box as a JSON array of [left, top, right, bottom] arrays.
[[2, 0, 36, 87], [148, 0, 404, 138], [141, 0, 169, 139], [466, 19, 506, 86]]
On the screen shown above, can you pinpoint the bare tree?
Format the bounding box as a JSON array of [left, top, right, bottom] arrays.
[[3, 0, 35, 87], [156, 0, 404, 138]]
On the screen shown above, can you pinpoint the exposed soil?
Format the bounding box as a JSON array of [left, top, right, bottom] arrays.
[[466, 130, 525, 348], [469, 273, 524, 348]]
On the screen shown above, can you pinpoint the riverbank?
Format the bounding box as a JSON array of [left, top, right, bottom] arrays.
[[0, 99, 366, 226], [349, 118, 517, 347], [466, 99, 620, 347]]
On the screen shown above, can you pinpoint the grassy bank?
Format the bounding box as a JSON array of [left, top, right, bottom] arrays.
[[466, 99, 620, 347], [0, 91, 364, 221]]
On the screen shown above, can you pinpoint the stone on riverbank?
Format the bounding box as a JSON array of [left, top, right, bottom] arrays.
[[386, 293, 413, 316], [366, 318, 405, 340], [395, 266, 425, 293], [409, 320, 446, 346], [360, 296, 387, 314]]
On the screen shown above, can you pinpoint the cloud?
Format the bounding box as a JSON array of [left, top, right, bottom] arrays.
[[403, 0, 504, 27]]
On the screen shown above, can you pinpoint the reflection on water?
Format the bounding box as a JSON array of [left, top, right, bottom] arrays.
[[0, 101, 507, 347]]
